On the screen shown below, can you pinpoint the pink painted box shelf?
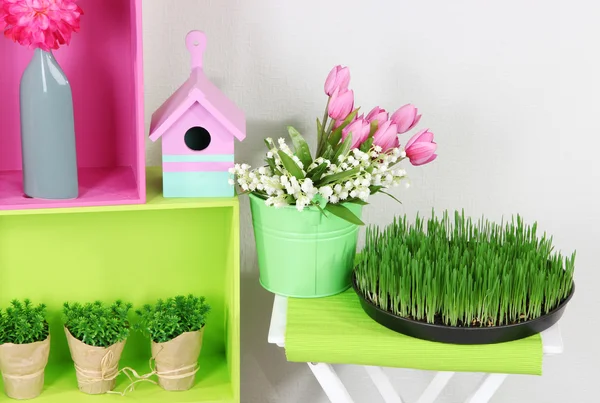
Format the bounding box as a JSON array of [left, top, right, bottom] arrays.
[[0, 0, 145, 211]]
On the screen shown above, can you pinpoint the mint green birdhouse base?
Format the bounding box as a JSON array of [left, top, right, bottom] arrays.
[[163, 171, 234, 198]]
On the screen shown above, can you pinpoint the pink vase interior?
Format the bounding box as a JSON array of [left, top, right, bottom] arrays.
[[0, 0, 145, 211]]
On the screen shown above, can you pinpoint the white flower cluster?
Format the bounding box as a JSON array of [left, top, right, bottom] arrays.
[[229, 138, 408, 212]]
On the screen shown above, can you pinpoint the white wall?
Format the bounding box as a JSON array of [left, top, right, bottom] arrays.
[[142, 1, 600, 402]]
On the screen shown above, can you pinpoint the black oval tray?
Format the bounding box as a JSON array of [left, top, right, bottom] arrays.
[[352, 273, 575, 344]]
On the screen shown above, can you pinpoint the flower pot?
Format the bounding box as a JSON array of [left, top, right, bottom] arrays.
[[0, 336, 50, 399], [352, 273, 576, 344], [64, 328, 126, 394], [20, 49, 79, 200], [249, 193, 362, 298], [151, 328, 204, 391]]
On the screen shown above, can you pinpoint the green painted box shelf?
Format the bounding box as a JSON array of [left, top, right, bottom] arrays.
[[0, 168, 240, 402]]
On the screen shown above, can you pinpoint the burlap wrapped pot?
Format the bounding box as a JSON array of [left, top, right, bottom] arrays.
[[0, 335, 50, 399], [151, 327, 204, 391], [64, 327, 126, 394]]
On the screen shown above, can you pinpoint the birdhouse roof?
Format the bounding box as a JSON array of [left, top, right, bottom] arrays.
[[149, 31, 245, 142]]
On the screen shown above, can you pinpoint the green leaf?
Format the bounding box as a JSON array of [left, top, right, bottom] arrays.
[[369, 185, 383, 194], [322, 144, 335, 161], [328, 109, 359, 148], [307, 162, 328, 182], [312, 194, 328, 209], [325, 203, 365, 225], [380, 190, 403, 204], [264, 138, 273, 150], [359, 138, 374, 153], [314, 202, 329, 217], [328, 128, 343, 148], [287, 126, 313, 168], [277, 151, 305, 179], [369, 120, 379, 138], [317, 118, 323, 151], [346, 199, 369, 206], [318, 167, 361, 186], [332, 132, 352, 163]]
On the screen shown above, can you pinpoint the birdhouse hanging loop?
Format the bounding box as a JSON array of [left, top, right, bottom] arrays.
[[186, 30, 207, 70]]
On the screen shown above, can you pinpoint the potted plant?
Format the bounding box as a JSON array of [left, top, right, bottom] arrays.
[[353, 211, 576, 344], [231, 65, 438, 298], [136, 295, 211, 391], [63, 300, 132, 394], [0, 300, 50, 400]]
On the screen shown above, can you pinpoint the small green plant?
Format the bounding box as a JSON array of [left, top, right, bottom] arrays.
[[355, 211, 576, 327], [136, 295, 211, 343], [0, 299, 49, 344], [63, 300, 132, 347]]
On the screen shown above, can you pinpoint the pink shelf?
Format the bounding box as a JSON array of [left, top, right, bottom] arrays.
[[0, 167, 139, 209], [0, 0, 145, 211]]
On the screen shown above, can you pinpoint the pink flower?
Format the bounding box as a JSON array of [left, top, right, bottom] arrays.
[[324, 65, 351, 96], [391, 104, 422, 134], [342, 118, 371, 149], [328, 88, 354, 121], [405, 129, 437, 166], [373, 120, 399, 151], [0, 5, 6, 31], [1, 0, 84, 52], [365, 106, 388, 127]]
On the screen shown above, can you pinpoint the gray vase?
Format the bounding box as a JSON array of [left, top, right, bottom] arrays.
[[20, 48, 79, 199]]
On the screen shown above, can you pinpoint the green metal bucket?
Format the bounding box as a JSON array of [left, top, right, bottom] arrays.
[[249, 193, 362, 298]]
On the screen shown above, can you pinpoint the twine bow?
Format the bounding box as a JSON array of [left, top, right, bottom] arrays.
[[74, 350, 157, 396], [75, 346, 200, 396]]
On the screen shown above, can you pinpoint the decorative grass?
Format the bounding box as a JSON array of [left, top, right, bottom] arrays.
[[354, 211, 575, 327]]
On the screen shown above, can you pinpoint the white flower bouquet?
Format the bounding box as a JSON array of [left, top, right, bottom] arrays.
[[231, 65, 437, 225]]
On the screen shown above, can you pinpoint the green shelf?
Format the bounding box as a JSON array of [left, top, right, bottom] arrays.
[[0, 167, 240, 402], [0, 355, 234, 403]]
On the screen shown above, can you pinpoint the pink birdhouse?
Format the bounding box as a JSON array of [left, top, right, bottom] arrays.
[[149, 30, 246, 197]]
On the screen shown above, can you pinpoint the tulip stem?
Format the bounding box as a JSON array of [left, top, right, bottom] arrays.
[[317, 98, 331, 157]]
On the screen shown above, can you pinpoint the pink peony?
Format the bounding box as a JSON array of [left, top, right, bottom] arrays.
[[1, 0, 84, 51], [405, 129, 437, 166]]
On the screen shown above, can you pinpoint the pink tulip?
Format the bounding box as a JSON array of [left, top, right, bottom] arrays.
[[373, 120, 399, 151], [324, 65, 351, 96], [365, 107, 389, 127], [391, 104, 422, 134], [342, 118, 371, 149], [328, 88, 354, 121], [405, 129, 437, 166]]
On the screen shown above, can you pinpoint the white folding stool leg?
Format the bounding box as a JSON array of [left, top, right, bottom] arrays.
[[416, 372, 455, 403], [465, 374, 508, 403], [364, 366, 404, 403], [308, 362, 354, 403]]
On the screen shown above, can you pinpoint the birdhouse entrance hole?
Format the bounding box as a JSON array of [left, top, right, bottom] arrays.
[[184, 126, 212, 151]]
